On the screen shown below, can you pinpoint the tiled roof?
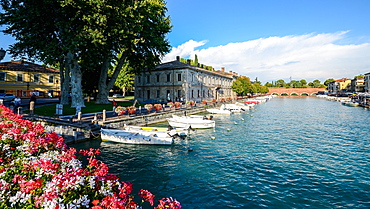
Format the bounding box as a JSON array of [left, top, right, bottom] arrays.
[[0, 60, 59, 73]]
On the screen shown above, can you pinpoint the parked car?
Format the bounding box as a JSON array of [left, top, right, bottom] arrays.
[[112, 94, 125, 98], [0, 93, 16, 102]]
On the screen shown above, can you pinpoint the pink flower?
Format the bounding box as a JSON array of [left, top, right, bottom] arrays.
[[139, 189, 155, 206]]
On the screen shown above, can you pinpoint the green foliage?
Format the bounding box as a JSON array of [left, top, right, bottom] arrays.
[[232, 76, 269, 95]]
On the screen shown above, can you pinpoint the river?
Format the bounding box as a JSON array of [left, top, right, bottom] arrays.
[[72, 97, 370, 208]]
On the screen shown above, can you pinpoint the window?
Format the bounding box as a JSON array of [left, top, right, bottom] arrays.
[[177, 90, 181, 98], [49, 75, 54, 83], [198, 90, 200, 97], [147, 90, 150, 99], [33, 74, 40, 83], [177, 73, 181, 81], [191, 90, 194, 98], [166, 73, 171, 82], [0, 72, 5, 81], [138, 76, 141, 83], [156, 90, 160, 98], [146, 75, 150, 83], [156, 74, 160, 82], [17, 73, 23, 82]]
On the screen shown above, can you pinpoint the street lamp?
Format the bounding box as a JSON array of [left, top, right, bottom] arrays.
[[0, 48, 6, 61]]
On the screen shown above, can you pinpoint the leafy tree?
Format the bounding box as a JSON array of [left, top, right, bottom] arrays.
[[194, 54, 199, 66], [276, 79, 286, 87], [0, 0, 171, 106], [113, 64, 135, 97], [232, 76, 253, 95], [324, 78, 335, 86], [312, 79, 321, 88]]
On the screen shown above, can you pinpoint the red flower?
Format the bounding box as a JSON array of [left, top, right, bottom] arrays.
[[138, 189, 155, 206]]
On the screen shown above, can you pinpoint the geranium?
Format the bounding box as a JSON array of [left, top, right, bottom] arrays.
[[0, 105, 181, 208], [126, 106, 136, 114], [144, 104, 153, 111], [114, 106, 126, 115], [153, 104, 162, 111], [167, 102, 174, 108], [174, 102, 181, 108], [186, 100, 195, 106]]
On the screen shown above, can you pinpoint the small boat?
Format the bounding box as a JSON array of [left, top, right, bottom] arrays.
[[206, 104, 232, 114], [342, 101, 360, 107], [100, 128, 177, 145], [123, 124, 191, 138], [167, 115, 216, 129]]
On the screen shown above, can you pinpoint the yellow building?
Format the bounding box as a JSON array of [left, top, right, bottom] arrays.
[[0, 60, 60, 98]]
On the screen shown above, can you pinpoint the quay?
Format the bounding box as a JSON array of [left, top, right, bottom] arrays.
[[21, 102, 220, 144]]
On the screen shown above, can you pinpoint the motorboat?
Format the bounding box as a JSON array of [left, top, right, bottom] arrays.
[[167, 115, 215, 129], [342, 101, 360, 107], [100, 128, 177, 145], [206, 104, 232, 114], [123, 124, 191, 138]]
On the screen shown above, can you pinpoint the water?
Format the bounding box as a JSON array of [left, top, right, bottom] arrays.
[[73, 97, 370, 208]]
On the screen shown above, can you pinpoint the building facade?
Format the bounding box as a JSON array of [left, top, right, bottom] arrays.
[[327, 78, 352, 94], [0, 60, 60, 97], [134, 57, 238, 103]]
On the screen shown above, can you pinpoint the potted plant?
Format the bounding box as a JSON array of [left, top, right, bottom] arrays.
[[144, 104, 153, 112], [167, 102, 174, 109], [202, 100, 207, 105], [174, 102, 181, 109], [212, 98, 217, 103], [127, 106, 136, 115], [186, 100, 195, 107], [154, 103, 162, 111], [114, 106, 126, 115]]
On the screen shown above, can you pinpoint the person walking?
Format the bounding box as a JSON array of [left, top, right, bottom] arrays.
[[30, 94, 37, 104]]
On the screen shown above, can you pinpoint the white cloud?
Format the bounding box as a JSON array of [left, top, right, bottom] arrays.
[[162, 31, 370, 83]]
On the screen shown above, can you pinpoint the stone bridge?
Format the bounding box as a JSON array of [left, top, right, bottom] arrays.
[[268, 87, 326, 96]]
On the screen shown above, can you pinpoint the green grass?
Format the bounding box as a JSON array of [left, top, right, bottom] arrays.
[[32, 100, 135, 117]]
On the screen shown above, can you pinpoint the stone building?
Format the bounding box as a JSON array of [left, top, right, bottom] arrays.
[[134, 56, 238, 103]]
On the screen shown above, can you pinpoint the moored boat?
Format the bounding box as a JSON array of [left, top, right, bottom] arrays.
[[167, 115, 215, 129], [206, 104, 232, 114], [100, 128, 176, 145]]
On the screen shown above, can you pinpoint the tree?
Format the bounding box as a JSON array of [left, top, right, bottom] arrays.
[[113, 64, 135, 97], [232, 76, 253, 95], [312, 79, 321, 88], [276, 79, 286, 87], [194, 54, 199, 66], [324, 78, 335, 86], [1, 0, 171, 106]]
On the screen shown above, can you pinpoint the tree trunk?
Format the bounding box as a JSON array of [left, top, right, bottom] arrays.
[[66, 52, 85, 108], [96, 54, 126, 104], [59, 58, 70, 105], [122, 87, 126, 97]]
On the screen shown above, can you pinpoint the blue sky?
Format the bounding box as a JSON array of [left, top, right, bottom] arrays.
[[163, 0, 370, 83], [1, 0, 370, 84]]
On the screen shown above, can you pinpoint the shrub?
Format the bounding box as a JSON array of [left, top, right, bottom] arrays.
[[0, 105, 181, 209]]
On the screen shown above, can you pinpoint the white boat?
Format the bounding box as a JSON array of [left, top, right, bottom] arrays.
[[167, 115, 216, 129], [100, 128, 176, 145], [123, 124, 191, 138], [342, 101, 360, 107], [223, 104, 245, 112], [206, 104, 232, 114]]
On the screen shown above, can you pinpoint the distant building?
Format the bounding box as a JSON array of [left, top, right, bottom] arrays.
[[348, 77, 365, 93], [134, 56, 238, 103], [365, 72, 370, 93], [0, 60, 60, 97], [327, 78, 352, 94]]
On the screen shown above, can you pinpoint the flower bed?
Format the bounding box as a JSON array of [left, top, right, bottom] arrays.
[[0, 105, 181, 208]]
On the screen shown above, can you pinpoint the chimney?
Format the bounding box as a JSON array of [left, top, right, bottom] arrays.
[[187, 59, 191, 65], [176, 56, 180, 61], [229, 71, 232, 74], [221, 67, 225, 72]]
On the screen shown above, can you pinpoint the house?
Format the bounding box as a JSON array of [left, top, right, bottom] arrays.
[[364, 72, 370, 93], [348, 77, 365, 93], [327, 78, 352, 94], [0, 60, 60, 97], [134, 56, 238, 103]]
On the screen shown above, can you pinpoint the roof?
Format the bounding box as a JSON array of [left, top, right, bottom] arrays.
[[0, 60, 59, 74], [154, 60, 235, 79]]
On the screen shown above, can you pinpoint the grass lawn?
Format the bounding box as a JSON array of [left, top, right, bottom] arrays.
[[32, 100, 135, 117]]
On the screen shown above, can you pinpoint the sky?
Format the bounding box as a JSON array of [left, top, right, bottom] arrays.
[[1, 0, 370, 84], [162, 0, 370, 84]]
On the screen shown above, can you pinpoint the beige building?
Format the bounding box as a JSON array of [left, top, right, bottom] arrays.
[[135, 57, 238, 103], [0, 60, 60, 97]]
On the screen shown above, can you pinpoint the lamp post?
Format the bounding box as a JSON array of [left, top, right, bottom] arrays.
[[0, 48, 6, 61]]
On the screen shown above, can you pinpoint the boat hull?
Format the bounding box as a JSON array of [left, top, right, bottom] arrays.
[[101, 129, 174, 145], [167, 115, 215, 129]]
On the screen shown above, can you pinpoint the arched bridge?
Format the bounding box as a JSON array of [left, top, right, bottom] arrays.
[[268, 87, 326, 96]]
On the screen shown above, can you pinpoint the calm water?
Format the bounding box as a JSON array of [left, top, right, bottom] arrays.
[[73, 97, 370, 208]]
